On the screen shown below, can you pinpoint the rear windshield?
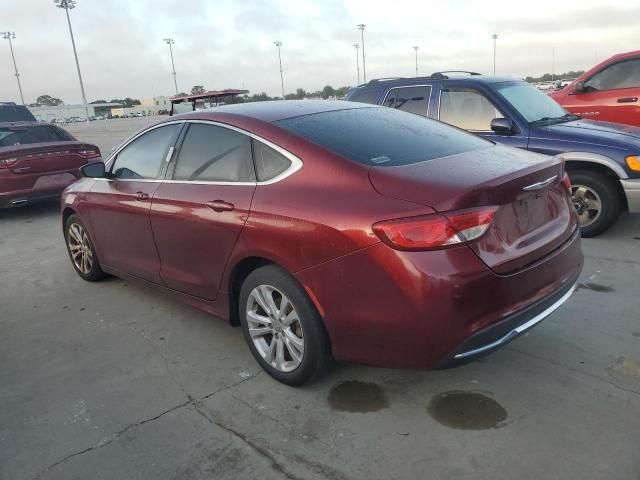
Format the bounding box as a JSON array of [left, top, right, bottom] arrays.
[[275, 107, 491, 166], [0, 105, 36, 122], [0, 125, 74, 147]]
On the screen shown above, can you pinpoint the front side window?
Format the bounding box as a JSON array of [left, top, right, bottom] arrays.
[[394, 86, 431, 116], [253, 140, 292, 181], [111, 124, 181, 180], [584, 58, 640, 91], [439, 88, 501, 131], [173, 123, 254, 182]]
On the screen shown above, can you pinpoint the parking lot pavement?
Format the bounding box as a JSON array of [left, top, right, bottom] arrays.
[[1, 121, 639, 480]]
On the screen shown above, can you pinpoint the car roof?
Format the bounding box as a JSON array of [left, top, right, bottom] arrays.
[[351, 75, 522, 92], [176, 100, 377, 123]]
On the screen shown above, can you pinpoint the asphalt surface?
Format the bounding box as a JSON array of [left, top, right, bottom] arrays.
[[1, 117, 639, 480]]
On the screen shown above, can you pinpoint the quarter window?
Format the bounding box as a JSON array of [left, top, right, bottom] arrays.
[[111, 124, 181, 179], [584, 58, 640, 91], [349, 89, 380, 104], [253, 140, 292, 181], [439, 88, 501, 131], [394, 86, 431, 116], [173, 124, 254, 182]]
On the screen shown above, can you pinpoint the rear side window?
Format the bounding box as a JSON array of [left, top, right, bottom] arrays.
[[173, 124, 254, 182], [394, 86, 431, 116], [253, 140, 291, 181], [0, 125, 73, 147], [349, 89, 380, 104], [0, 104, 36, 122], [585, 58, 640, 91], [439, 88, 501, 131], [275, 107, 490, 167], [111, 124, 181, 180]]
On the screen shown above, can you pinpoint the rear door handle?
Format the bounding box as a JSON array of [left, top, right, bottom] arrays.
[[206, 200, 234, 212], [135, 191, 149, 201], [617, 97, 638, 103]]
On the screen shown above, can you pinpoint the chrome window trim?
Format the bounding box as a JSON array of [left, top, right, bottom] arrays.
[[381, 84, 433, 116], [99, 119, 303, 186]]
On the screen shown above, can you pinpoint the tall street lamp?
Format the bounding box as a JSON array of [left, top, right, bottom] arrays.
[[54, 0, 89, 121], [492, 33, 498, 75], [274, 41, 284, 99], [1, 32, 24, 105], [413, 46, 419, 77], [163, 38, 178, 95], [353, 43, 360, 84], [357, 24, 366, 82]]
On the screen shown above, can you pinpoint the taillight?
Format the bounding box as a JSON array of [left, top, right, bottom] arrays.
[[562, 172, 571, 194], [0, 157, 18, 169], [372, 206, 498, 251], [77, 149, 101, 158]]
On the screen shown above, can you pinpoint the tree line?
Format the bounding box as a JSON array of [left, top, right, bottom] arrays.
[[524, 70, 585, 83]]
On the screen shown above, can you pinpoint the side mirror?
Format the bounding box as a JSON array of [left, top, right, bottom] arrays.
[[80, 162, 106, 178], [570, 81, 585, 95], [490, 117, 515, 135]]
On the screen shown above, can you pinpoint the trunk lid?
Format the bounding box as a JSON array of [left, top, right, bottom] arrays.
[[0, 141, 101, 175], [369, 145, 577, 274]]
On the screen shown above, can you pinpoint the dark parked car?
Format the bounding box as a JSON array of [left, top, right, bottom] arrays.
[[0, 101, 36, 123], [62, 101, 583, 385], [346, 72, 640, 236], [0, 121, 101, 208]]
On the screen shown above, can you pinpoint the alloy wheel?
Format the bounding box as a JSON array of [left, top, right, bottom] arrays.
[[67, 222, 93, 275], [571, 184, 602, 227], [246, 285, 305, 372]]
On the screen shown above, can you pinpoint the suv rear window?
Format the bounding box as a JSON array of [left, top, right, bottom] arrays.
[[0, 104, 36, 122], [0, 125, 74, 147], [275, 106, 490, 167]]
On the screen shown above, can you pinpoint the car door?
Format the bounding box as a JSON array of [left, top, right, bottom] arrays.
[[437, 86, 529, 149], [88, 122, 183, 283], [150, 121, 256, 300], [563, 57, 640, 126]]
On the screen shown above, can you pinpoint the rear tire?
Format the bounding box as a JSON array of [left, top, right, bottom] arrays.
[[569, 170, 621, 237], [64, 214, 105, 282], [239, 265, 331, 386]]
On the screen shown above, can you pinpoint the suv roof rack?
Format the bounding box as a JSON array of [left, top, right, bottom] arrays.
[[431, 71, 482, 78], [367, 71, 482, 85]]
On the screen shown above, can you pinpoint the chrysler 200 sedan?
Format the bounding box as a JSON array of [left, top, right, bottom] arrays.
[[61, 101, 583, 385]]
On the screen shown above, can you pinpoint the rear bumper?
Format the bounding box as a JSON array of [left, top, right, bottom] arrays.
[[621, 178, 640, 213], [438, 269, 580, 367], [0, 170, 79, 208]]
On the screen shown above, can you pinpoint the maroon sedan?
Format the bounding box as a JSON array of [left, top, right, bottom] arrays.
[[0, 121, 101, 208], [61, 101, 583, 385]]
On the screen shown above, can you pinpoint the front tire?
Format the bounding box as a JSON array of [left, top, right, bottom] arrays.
[[569, 170, 621, 237], [64, 214, 105, 282], [239, 265, 331, 386]]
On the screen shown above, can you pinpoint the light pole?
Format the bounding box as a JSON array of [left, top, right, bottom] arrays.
[[274, 41, 284, 99], [353, 43, 360, 84], [413, 46, 419, 77], [163, 38, 178, 95], [1, 32, 24, 105], [54, 0, 89, 121], [357, 24, 366, 82], [492, 33, 498, 75]]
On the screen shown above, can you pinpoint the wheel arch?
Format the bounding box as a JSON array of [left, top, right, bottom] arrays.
[[62, 206, 76, 228]]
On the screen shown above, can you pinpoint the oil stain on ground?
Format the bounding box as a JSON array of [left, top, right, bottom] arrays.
[[328, 380, 389, 413], [577, 282, 615, 293], [427, 391, 507, 430]]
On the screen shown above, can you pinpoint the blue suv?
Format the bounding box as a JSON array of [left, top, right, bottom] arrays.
[[346, 72, 640, 236]]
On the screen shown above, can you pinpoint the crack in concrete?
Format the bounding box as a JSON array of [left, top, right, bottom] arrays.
[[191, 402, 307, 480], [32, 373, 259, 480], [506, 347, 640, 396]]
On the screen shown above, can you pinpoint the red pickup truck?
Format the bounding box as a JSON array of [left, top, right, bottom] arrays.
[[550, 50, 640, 127]]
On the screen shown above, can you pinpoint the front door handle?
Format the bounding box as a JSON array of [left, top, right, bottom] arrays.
[[206, 200, 235, 212], [135, 191, 149, 201], [617, 97, 638, 103]]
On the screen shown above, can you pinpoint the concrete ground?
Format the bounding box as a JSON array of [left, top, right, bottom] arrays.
[[1, 118, 639, 480]]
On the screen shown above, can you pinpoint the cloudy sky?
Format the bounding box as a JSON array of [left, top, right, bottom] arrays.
[[0, 0, 637, 104]]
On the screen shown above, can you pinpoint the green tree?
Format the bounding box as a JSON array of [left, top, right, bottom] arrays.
[[90, 99, 107, 104], [109, 98, 141, 108], [321, 85, 336, 99], [295, 88, 306, 99], [191, 85, 205, 94], [36, 94, 63, 106]]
